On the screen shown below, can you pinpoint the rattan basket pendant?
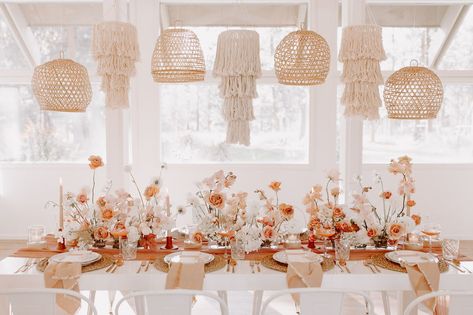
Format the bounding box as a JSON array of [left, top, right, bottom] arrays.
[[151, 28, 205, 83], [384, 61, 443, 119], [274, 28, 330, 86], [32, 58, 92, 112]]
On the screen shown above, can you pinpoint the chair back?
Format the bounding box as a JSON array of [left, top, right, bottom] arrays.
[[0, 288, 97, 315], [115, 289, 229, 315], [260, 288, 374, 315], [404, 291, 473, 315]]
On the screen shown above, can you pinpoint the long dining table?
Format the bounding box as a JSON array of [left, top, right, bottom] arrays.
[[1, 238, 473, 315]]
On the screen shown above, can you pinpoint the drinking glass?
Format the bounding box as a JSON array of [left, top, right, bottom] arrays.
[[317, 227, 335, 258], [120, 238, 137, 260], [442, 239, 460, 261], [27, 225, 45, 246], [335, 239, 350, 262], [230, 238, 245, 260], [421, 222, 441, 254]]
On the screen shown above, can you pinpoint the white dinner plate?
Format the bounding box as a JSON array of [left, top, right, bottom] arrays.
[[50, 251, 102, 266], [385, 250, 437, 265], [273, 250, 323, 265], [164, 252, 214, 264]]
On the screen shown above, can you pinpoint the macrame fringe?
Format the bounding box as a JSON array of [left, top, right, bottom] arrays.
[[213, 30, 261, 146], [341, 59, 383, 84], [341, 82, 381, 120], [338, 25, 386, 61], [92, 21, 140, 109]]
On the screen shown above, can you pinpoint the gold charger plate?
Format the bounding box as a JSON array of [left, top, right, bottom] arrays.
[[260, 254, 335, 273], [37, 255, 113, 273], [154, 253, 226, 273], [371, 253, 449, 273]]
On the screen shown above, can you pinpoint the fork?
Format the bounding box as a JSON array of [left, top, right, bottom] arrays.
[[367, 258, 381, 273], [15, 258, 32, 274], [249, 261, 255, 273], [339, 260, 351, 273], [255, 261, 261, 272], [363, 260, 376, 273], [137, 261, 147, 273]]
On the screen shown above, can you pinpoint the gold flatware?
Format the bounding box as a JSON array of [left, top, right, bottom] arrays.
[[106, 260, 117, 273], [15, 258, 32, 274], [339, 260, 351, 273], [137, 261, 146, 273], [144, 260, 151, 272], [453, 259, 472, 273], [111, 258, 124, 273], [226, 258, 231, 272], [230, 259, 237, 273], [446, 260, 465, 273], [250, 261, 255, 273], [255, 261, 261, 272], [368, 258, 381, 273], [363, 260, 376, 273], [335, 261, 344, 272]]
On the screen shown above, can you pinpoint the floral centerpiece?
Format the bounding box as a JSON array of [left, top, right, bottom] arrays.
[[303, 169, 360, 245], [255, 181, 296, 246], [350, 156, 421, 248]]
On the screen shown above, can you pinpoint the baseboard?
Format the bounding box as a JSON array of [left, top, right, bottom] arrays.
[[0, 235, 27, 241]]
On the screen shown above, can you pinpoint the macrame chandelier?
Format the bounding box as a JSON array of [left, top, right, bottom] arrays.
[[151, 28, 205, 83], [32, 57, 92, 112], [384, 61, 443, 119], [92, 21, 139, 109], [213, 30, 261, 146], [338, 25, 386, 120], [274, 28, 330, 86]]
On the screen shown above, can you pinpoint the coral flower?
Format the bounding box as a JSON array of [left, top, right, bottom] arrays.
[[406, 200, 416, 207], [269, 181, 281, 191], [380, 191, 392, 199], [367, 228, 378, 238], [76, 193, 88, 204], [411, 214, 422, 225], [96, 196, 107, 208], [192, 231, 204, 243], [387, 223, 404, 240], [333, 207, 345, 218], [144, 184, 159, 200], [263, 225, 274, 240], [102, 208, 114, 220], [88, 155, 104, 169], [94, 226, 109, 240], [279, 203, 294, 219]]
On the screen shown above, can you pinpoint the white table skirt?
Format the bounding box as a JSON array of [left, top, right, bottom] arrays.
[[1, 257, 472, 292]]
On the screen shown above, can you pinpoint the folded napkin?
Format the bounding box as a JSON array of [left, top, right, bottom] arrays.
[[165, 256, 205, 290], [44, 262, 82, 315], [405, 261, 440, 313], [286, 251, 323, 306]]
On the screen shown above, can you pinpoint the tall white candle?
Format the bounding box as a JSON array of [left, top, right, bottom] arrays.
[[59, 177, 64, 230], [165, 189, 171, 217]]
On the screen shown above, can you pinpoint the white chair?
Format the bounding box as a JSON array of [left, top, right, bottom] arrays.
[[260, 288, 375, 315], [404, 290, 473, 315], [115, 290, 229, 315], [0, 288, 98, 315]]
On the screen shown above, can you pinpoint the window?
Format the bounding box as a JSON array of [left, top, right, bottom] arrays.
[[363, 84, 473, 163], [0, 14, 28, 69], [161, 84, 308, 163], [160, 26, 309, 164]]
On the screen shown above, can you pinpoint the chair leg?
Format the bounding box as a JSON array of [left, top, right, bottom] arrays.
[[252, 291, 263, 315], [134, 296, 146, 315], [108, 291, 117, 314], [217, 291, 228, 315], [88, 291, 96, 315], [381, 291, 391, 315]]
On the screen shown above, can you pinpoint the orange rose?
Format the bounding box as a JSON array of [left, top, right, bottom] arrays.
[[407, 200, 416, 207], [380, 191, 392, 199], [388, 223, 404, 239], [88, 155, 104, 169], [192, 231, 204, 243], [367, 228, 377, 238], [96, 196, 107, 208], [208, 192, 225, 209], [102, 208, 114, 220], [269, 181, 281, 191], [114, 222, 126, 230], [411, 214, 421, 225], [351, 222, 360, 232], [144, 184, 159, 200], [76, 193, 88, 204], [263, 225, 274, 240], [279, 203, 294, 219], [94, 226, 109, 240], [307, 216, 321, 229], [333, 207, 345, 218]]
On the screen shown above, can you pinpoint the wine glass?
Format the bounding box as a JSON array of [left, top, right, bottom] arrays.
[[421, 222, 441, 255], [217, 226, 233, 259], [317, 227, 336, 258]]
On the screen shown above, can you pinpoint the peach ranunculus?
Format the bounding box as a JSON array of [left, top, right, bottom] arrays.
[[76, 193, 88, 204], [406, 199, 416, 207], [96, 196, 107, 208], [367, 228, 378, 238], [411, 214, 422, 225], [269, 181, 282, 191], [279, 203, 294, 219], [380, 191, 392, 199], [387, 223, 404, 240], [192, 231, 204, 243], [144, 184, 159, 200], [114, 221, 126, 231], [307, 216, 321, 230], [332, 207, 345, 218], [208, 192, 225, 209], [101, 207, 114, 220], [263, 225, 274, 240], [88, 155, 104, 169], [94, 226, 109, 240]]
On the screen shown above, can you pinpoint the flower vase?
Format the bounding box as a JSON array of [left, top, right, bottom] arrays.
[[93, 239, 106, 248], [372, 236, 388, 248]]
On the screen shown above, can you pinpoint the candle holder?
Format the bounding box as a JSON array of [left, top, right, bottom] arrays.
[[307, 229, 315, 249], [161, 235, 178, 250], [56, 228, 66, 251]]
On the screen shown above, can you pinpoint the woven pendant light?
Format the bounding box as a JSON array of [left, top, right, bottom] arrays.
[[274, 28, 330, 86], [32, 58, 92, 112], [151, 28, 205, 83], [384, 60, 443, 119]]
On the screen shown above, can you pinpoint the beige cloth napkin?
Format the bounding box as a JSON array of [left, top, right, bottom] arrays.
[[286, 251, 323, 305], [165, 254, 205, 290], [44, 262, 82, 315], [405, 262, 440, 313]]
